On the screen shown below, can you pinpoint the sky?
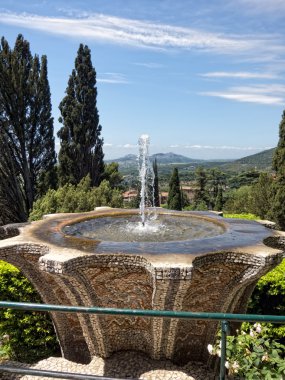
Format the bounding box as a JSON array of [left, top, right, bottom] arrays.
[[1, 0, 285, 160]]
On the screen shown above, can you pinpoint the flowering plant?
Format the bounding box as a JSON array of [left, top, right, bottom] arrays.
[[208, 323, 285, 379]]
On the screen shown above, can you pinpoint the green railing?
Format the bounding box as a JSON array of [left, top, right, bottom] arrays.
[[0, 301, 285, 380]]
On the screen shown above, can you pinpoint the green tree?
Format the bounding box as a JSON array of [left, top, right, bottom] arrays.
[[152, 158, 160, 207], [167, 167, 182, 210], [251, 172, 273, 219], [214, 187, 223, 211], [224, 185, 254, 214], [271, 110, 285, 230], [193, 166, 209, 209], [207, 168, 226, 209], [58, 44, 104, 187], [228, 169, 260, 189], [0, 35, 57, 223], [102, 162, 123, 189]]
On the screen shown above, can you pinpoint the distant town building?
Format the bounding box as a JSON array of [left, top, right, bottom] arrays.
[[123, 186, 197, 205], [123, 189, 138, 203]]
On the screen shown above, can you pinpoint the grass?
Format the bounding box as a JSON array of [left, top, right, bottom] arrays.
[[223, 213, 260, 220]]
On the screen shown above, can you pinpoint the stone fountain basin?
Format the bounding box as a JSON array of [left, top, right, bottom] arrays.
[[0, 208, 284, 365]]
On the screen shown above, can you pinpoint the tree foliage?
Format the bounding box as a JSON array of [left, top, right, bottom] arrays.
[[29, 176, 123, 221], [101, 162, 123, 189], [251, 172, 273, 219], [58, 44, 104, 187], [0, 260, 59, 362], [193, 166, 209, 209], [0, 35, 57, 224], [247, 258, 285, 344], [224, 186, 254, 214], [271, 110, 285, 230], [227, 170, 260, 189], [167, 167, 182, 210]]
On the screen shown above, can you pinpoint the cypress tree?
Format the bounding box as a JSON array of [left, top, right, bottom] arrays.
[[271, 111, 285, 229], [193, 166, 209, 209], [152, 158, 160, 207], [214, 187, 223, 211], [167, 167, 182, 211], [35, 55, 57, 196], [0, 35, 57, 222], [58, 44, 104, 187]]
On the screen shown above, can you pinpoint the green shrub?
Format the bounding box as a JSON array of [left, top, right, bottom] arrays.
[[0, 261, 60, 362], [29, 176, 123, 221], [246, 258, 285, 344], [209, 324, 285, 378], [224, 186, 254, 214]]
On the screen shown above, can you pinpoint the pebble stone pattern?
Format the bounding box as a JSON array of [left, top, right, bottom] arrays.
[[0, 351, 216, 380], [0, 217, 284, 368]]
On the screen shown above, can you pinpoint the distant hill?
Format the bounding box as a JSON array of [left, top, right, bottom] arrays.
[[113, 154, 137, 163], [223, 148, 275, 171], [107, 148, 276, 177], [108, 152, 203, 165], [151, 152, 204, 164]]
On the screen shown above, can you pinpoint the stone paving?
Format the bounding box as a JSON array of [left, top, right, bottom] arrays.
[[0, 351, 216, 380]]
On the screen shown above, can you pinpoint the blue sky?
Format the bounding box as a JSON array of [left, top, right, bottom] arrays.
[[1, 0, 285, 160]]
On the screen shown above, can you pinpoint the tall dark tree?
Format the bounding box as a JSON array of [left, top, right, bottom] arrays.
[[193, 166, 209, 209], [271, 111, 285, 229], [167, 167, 182, 211], [214, 187, 223, 211], [208, 168, 226, 209], [152, 158, 160, 207], [58, 44, 104, 187], [0, 35, 57, 223]]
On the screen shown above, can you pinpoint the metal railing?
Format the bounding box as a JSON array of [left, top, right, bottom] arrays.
[[0, 301, 284, 380]]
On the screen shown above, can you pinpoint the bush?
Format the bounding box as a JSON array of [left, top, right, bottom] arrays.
[[0, 261, 60, 362], [208, 324, 285, 379], [246, 258, 285, 344], [224, 186, 254, 214], [209, 252, 285, 378], [29, 176, 123, 221]]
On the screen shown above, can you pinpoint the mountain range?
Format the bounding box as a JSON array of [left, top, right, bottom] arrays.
[[108, 148, 275, 172]]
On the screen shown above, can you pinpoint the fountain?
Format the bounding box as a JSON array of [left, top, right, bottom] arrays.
[[138, 134, 156, 226], [0, 136, 284, 365]]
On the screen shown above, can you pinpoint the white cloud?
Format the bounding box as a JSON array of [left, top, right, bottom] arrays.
[[117, 144, 137, 148], [104, 143, 113, 147], [201, 91, 283, 105], [98, 72, 129, 84], [200, 84, 285, 105], [185, 145, 271, 151], [0, 11, 278, 55], [133, 62, 165, 69], [200, 71, 277, 79]]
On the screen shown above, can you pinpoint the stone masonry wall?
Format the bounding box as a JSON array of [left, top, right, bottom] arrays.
[[0, 239, 283, 365]]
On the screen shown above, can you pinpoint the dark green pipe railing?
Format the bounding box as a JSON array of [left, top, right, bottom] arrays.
[[0, 366, 133, 380], [0, 301, 285, 380], [1, 301, 285, 322]]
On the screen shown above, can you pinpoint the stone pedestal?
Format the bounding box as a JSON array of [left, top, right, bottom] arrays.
[[0, 209, 284, 365]]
